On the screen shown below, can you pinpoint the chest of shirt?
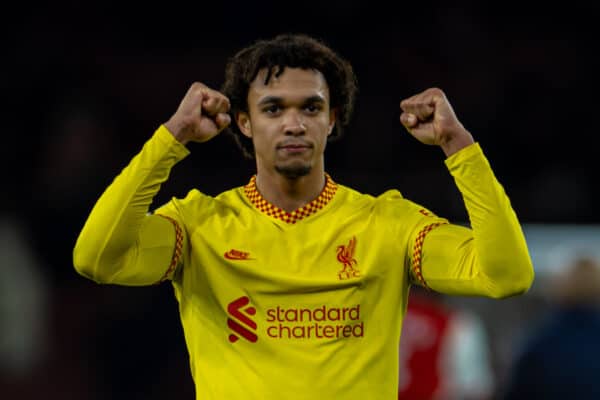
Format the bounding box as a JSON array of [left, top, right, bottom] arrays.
[[187, 216, 407, 286], [171, 212, 413, 358]]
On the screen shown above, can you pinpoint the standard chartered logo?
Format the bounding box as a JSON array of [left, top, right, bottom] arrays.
[[266, 304, 364, 339], [227, 296, 258, 343], [227, 297, 365, 343]]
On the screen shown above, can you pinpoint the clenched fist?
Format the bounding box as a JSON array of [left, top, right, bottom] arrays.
[[400, 88, 474, 157], [164, 82, 232, 145]]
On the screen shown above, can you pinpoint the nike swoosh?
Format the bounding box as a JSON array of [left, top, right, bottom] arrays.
[[224, 250, 254, 260]]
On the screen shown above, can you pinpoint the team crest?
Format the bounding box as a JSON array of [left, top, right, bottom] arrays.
[[336, 236, 360, 280]]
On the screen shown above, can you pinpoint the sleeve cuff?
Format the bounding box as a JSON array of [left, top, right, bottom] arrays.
[[155, 124, 191, 160], [444, 142, 483, 169]]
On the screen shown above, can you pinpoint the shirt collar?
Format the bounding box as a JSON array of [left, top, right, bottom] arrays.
[[244, 174, 338, 224]]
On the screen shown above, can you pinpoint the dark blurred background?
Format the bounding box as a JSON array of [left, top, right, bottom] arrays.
[[2, 1, 599, 399]]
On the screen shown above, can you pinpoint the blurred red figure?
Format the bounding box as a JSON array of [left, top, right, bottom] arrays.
[[399, 287, 494, 400]]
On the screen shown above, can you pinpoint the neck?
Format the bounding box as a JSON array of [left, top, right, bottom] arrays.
[[255, 165, 326, 213]]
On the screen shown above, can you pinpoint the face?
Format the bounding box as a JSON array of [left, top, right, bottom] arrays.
[[236, 67, 336, 179]]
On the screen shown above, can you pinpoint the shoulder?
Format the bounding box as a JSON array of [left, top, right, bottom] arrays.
[[334, 184, 439, 228], [155, 185, 246, 217], [169, 188, 213, 210], [373, 188, 437, 220], [335, 184, 408, 206]]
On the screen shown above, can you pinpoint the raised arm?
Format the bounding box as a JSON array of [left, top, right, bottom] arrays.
[[72, 82, 231, 285], [401, 88, 534, 298]]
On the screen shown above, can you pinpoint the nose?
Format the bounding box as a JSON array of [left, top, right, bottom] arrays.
[[282, 110, 306, 136]]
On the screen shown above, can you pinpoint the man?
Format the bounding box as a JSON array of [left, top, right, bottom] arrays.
[[73, 33, 534, 399], [398, 287, 495, 400], [502, 255, 600, 400]]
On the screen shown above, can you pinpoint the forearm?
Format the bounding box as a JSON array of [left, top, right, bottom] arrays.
[[72, 125, 189, 284], [421, 143, 534, 298]]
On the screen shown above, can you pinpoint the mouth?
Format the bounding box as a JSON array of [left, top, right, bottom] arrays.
[[276, 141, 313, 153]]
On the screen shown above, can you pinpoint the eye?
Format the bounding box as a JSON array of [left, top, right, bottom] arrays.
[[262, 104, 281, 114], [304, 103, 323, 114]]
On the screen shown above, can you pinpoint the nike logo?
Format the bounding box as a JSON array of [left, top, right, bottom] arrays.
[[224, 249, 254, 260]]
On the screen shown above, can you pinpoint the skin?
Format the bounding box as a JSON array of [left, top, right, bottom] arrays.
[[164, 71, 474, 212], [164, 82, 232, 145], [399, 87, 474, 157], [236, 68, 336, 212]]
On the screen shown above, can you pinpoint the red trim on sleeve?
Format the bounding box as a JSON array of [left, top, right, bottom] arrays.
[[411, 222, 446, 288], [154, 214, 183, 283]]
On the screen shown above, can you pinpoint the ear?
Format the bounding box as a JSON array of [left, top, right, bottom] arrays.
[[327, 108, 337, 136], [236, 111, 252, 138]]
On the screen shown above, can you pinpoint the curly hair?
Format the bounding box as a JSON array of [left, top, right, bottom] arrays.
[[220, 33, 358, 159]]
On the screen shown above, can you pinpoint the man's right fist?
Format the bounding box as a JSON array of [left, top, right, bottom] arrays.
[[164, 82, 232, 145]]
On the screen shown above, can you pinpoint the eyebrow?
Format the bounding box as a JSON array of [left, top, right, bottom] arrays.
[[257, 95, 326, 106]]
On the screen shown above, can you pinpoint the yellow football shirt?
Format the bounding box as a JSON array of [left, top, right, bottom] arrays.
[[73, 125, 533, 399]]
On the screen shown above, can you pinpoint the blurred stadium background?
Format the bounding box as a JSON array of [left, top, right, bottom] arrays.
[[2, 1, 599, 398]]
